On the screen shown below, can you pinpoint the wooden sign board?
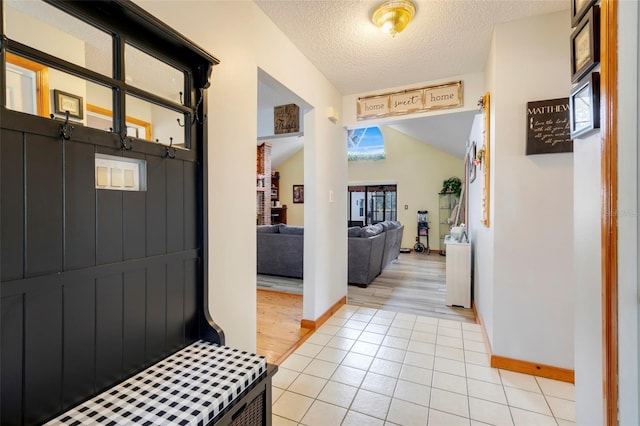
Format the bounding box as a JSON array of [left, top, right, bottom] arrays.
[[357, 81, 463, 120], [526, 98, 573, 155], [274, 103, 300, 134]]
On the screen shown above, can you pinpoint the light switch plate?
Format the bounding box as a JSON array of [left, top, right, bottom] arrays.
[[95, 153, 146, 191]]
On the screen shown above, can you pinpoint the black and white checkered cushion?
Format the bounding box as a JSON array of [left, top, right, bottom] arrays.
[[45, 340, 267, 426]]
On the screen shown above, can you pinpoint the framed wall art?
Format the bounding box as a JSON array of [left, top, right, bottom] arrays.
[[478, 92, 490, 228], [293, 184, 304, 203], [467, 140, 477, 183], [571, 0, 596, 27], [569, 72, 600, 139], [570, 5, 600, 84], [54, 89, 84, 119]]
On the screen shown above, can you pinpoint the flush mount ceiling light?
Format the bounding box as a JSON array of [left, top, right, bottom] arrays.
[[372, 0, 416, 37]]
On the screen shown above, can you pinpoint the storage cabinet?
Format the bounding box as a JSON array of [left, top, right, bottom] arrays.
[[445, 239, 471, 308], [271, 171, 280, 201], [439, 193, 458, 253], [271, 206, 287, 224]]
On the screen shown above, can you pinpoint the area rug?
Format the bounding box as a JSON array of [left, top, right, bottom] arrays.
[[257, 274, 303, 295]]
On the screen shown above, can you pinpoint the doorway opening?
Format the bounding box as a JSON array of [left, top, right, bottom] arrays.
[[348, 184, 397, 226]]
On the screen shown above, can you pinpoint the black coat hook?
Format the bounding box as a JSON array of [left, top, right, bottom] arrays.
[[120, 131, 133, 150], [165, 137, 176, 159], [176, 88, 206, 127], [55, 110, 74, 140]]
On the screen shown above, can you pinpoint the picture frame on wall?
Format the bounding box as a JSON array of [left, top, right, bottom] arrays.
[[53, 89, 84, 119], [467, 140, 477, 183], [570, 5, 600, 84], [569, 72, 600, 139], [293, 184, 304, 203], [571, 0, 597, 27]]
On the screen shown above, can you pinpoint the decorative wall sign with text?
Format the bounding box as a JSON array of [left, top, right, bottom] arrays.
[[526, 98, 573, 155], [357, 81, 463, 120], [274, 103, 300, 134]]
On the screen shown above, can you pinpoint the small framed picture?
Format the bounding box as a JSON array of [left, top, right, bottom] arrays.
[[571, 0, 596, 27], [293, 184, 304, 203], [570, 5, 600, 84], [54, 89, 84, 119], [569, 72, 600, 139], [467, 141, 477, 183]]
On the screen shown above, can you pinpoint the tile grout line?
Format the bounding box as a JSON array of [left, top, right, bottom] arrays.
[[274, 305, 575, 425]]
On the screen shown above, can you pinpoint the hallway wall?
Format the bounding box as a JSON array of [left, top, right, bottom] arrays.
[[135, 0, 347, 351], [472, 11, 575, 370]]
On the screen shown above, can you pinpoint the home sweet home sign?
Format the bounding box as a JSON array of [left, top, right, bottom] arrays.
[[357, 81, 463, 120]]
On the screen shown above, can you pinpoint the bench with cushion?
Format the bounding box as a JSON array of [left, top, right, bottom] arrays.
[[45, 341, 276, 426]]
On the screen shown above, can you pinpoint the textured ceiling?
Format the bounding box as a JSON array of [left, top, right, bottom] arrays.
[[255, 0, 569, 159], [254, 0, 568, 95]]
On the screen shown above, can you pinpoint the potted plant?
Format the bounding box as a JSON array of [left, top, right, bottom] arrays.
[[441, 176, 462, 197]]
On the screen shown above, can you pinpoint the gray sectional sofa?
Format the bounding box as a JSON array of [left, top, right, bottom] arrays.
[[257, 221, 403, 287], [257, 224, 304, 278]]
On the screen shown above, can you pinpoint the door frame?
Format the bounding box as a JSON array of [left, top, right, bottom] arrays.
[[601, 0, 618, 424]]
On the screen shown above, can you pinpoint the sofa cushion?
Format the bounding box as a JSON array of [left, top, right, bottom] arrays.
[[257, 224, 280, 233], [348, 226, 362, 237], [379, 220, 392, 231], [279, 224, 304, 235], [360, 223, 383, 237]]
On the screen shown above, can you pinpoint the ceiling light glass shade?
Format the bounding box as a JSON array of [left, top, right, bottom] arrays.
[[372, 0, 416, 37]]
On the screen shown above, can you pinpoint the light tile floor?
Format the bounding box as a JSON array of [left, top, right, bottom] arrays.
[[271, 304, 575, 426]]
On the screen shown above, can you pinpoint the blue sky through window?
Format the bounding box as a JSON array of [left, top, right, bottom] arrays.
[[347, 127, 385, 160]]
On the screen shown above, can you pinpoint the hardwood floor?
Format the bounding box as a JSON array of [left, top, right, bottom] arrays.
[[256, 289, 309, 364], [348, 252, 476, 323], [256, 251, 475, 363]]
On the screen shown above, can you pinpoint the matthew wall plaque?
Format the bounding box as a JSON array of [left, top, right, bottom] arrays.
[[526, 98, 573, 155]]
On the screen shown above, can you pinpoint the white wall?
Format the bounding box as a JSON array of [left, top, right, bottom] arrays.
[[573, 130, 603, 424], [468, 113, 495, 343], [135, 0, 346, 351], [616, 0, 639, 423], [472, 11, 574, 369]]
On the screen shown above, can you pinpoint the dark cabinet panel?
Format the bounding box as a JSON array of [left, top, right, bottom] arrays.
[[24, 280, 63, 425], [97, 189, 123, 265], [166, 260, 185, 351], [146, 156, 166, 256], [184, 258, 199, 340], [1, 129, 24, 281], [65, 141, 97, 270], [123, 269, 147, 373], [146, 266, 167, 363], [166, 160, 184, 253], [95, 274, 123, 391], [1, 294, 24, 425], [62, 277, 96, 408], [123, 152, 147, 261], [184, 161, 197, 250], [25, 134, 63, 277]]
